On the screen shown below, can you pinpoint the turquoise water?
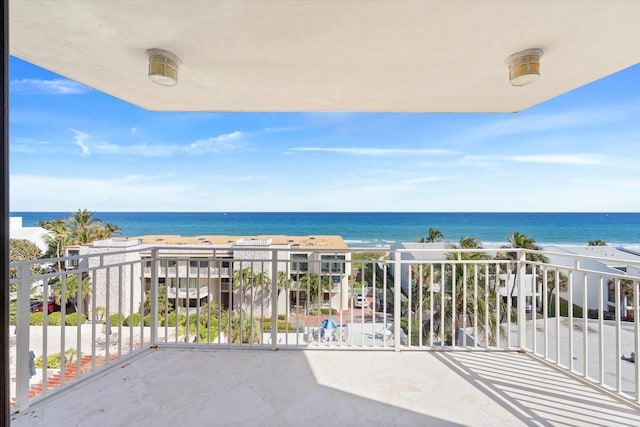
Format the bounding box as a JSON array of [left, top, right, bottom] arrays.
[[12, 212, 640, 248]]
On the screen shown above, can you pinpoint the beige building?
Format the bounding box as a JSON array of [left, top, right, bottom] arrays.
[[66, 235, 351, 318]]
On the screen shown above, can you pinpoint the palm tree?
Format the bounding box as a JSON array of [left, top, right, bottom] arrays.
[[607, 278, 634, 319], [41, 209, 120, 251], [299, 273, 332, 304], [545, 269, 568, 316], [417, 228, 444, 243], [232, 267, 271, 289], [68, 209, 101, 244], [504, 232, 548, 263], [39, 219, 71, 271], [421, 237, 506, 346], [428, 228, 444, 243], [96, 222, 122, 240], [232, 267, 272, 315], [500, 232, 549, 303], [52, 273, 92, 314]]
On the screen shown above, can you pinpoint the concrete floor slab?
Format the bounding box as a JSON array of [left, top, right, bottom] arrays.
[[11, 349, 640, 426]]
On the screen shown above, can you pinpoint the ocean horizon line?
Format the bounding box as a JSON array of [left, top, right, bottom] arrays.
[[13, 211, 640, 248], [11, 211, 640, 214]]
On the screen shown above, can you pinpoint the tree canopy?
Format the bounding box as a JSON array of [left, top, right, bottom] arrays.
[[9, 238, 43, 281], [417, 228, 444, 243], [38, 209, 122, 266]]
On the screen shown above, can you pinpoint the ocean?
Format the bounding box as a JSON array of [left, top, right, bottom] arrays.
[[12, 212, 640, 248]]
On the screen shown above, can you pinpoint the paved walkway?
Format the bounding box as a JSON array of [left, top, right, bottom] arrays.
[[11, 348, 640, 426]]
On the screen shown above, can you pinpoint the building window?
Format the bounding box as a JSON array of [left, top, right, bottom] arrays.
[[608, 282, 616, 303], [169, 278, 199, 289], [321, 255, 345, 273], [291, 254, 308, 271], [67, 250, 79, 268], [190, 260, 209, 268]]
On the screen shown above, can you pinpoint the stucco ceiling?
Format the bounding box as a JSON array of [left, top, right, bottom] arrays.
[[9, 0, 640, 112]]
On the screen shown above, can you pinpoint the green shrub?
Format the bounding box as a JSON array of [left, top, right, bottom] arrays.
[[262, 319, 301, 332], [124, 313, 142, 327], [309, 308, 338, 315], [277, 314, 286, 321], [47, 312, 62, 326], [400, 317, 422, 346], [65, 312, 86, 326], [143, 314, 162, 327], [29, 312, 44, 326], [109, 313, 124, 327], [188, 313, 200, 326], [33, 349, 77, 369], [95, 306, 106, 323], [164, 312, 186, 327]]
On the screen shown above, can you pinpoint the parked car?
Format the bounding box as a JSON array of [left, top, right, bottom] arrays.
[[30, 299, 60, 313], [354, 294, 368, 308]]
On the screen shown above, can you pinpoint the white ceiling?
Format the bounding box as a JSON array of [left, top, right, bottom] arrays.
[[9, 0, 640, 112]]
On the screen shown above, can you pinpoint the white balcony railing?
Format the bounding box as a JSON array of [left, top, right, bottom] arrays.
[[8, 245, 640, 413]]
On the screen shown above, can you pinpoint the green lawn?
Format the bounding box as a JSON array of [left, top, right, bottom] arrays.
[[548, 297, 583, 318]]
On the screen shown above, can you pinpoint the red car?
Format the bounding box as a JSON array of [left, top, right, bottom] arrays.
[[30, 299, 60, 313]]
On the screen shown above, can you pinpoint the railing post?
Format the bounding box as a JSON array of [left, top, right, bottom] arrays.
[[15, 264, 31, 412], [150, 248, 158, 347], [271, 250, 278, 350], [517, 250, 527, 350], [394, 252, 401, 351]]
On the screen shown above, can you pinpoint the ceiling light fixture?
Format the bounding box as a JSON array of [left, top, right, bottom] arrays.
[[147, 48, 180, 86], [506, 49, 543, 86]]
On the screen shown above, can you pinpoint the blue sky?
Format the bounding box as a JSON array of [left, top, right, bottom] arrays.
[[9, 56, 640, 212]]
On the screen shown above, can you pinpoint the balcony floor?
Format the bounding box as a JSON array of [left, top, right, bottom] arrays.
[[11, 348, 640, 426]]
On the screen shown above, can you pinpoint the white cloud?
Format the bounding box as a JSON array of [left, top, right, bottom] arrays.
[[290, 147, 459, 156], [63, 129, 248, 157], [473, 108, 634, 139], [11, 174, 204, 212], [187, 131, 243, 153], [510, 154, 603, 166], [10, 137, 53, 153], [72, 129, 91, 156], [10, 78, 91, 95], [461, 153, 604, 166], [401, 176, 449, 185]]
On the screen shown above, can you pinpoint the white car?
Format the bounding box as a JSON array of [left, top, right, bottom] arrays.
[[354, 294, 368, 308]]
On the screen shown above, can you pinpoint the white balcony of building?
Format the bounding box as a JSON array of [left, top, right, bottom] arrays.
[[8, 246, 640, 425]]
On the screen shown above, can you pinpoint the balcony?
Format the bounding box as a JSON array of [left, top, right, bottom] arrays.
[[8, 246, 640, 424]]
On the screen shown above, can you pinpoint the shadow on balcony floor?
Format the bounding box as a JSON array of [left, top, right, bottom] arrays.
[[11, 348, 640, 426], [433, 351, 640, 426]]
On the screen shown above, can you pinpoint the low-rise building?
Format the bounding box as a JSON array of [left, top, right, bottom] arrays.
[[66, 235, 351, 318]]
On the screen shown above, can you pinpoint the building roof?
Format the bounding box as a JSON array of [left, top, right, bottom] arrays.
[[9, 1, 640, 113], [9, 217, 52, 253], [545, 244, 640, 264], [123, 235, 348, 249]]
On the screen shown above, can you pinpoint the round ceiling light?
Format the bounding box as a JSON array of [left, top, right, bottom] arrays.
[[506, 49, 543, 87], [147, 49, 181, 87]]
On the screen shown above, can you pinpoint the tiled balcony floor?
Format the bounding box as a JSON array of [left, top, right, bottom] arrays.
[[11, 348, 640, 426]]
